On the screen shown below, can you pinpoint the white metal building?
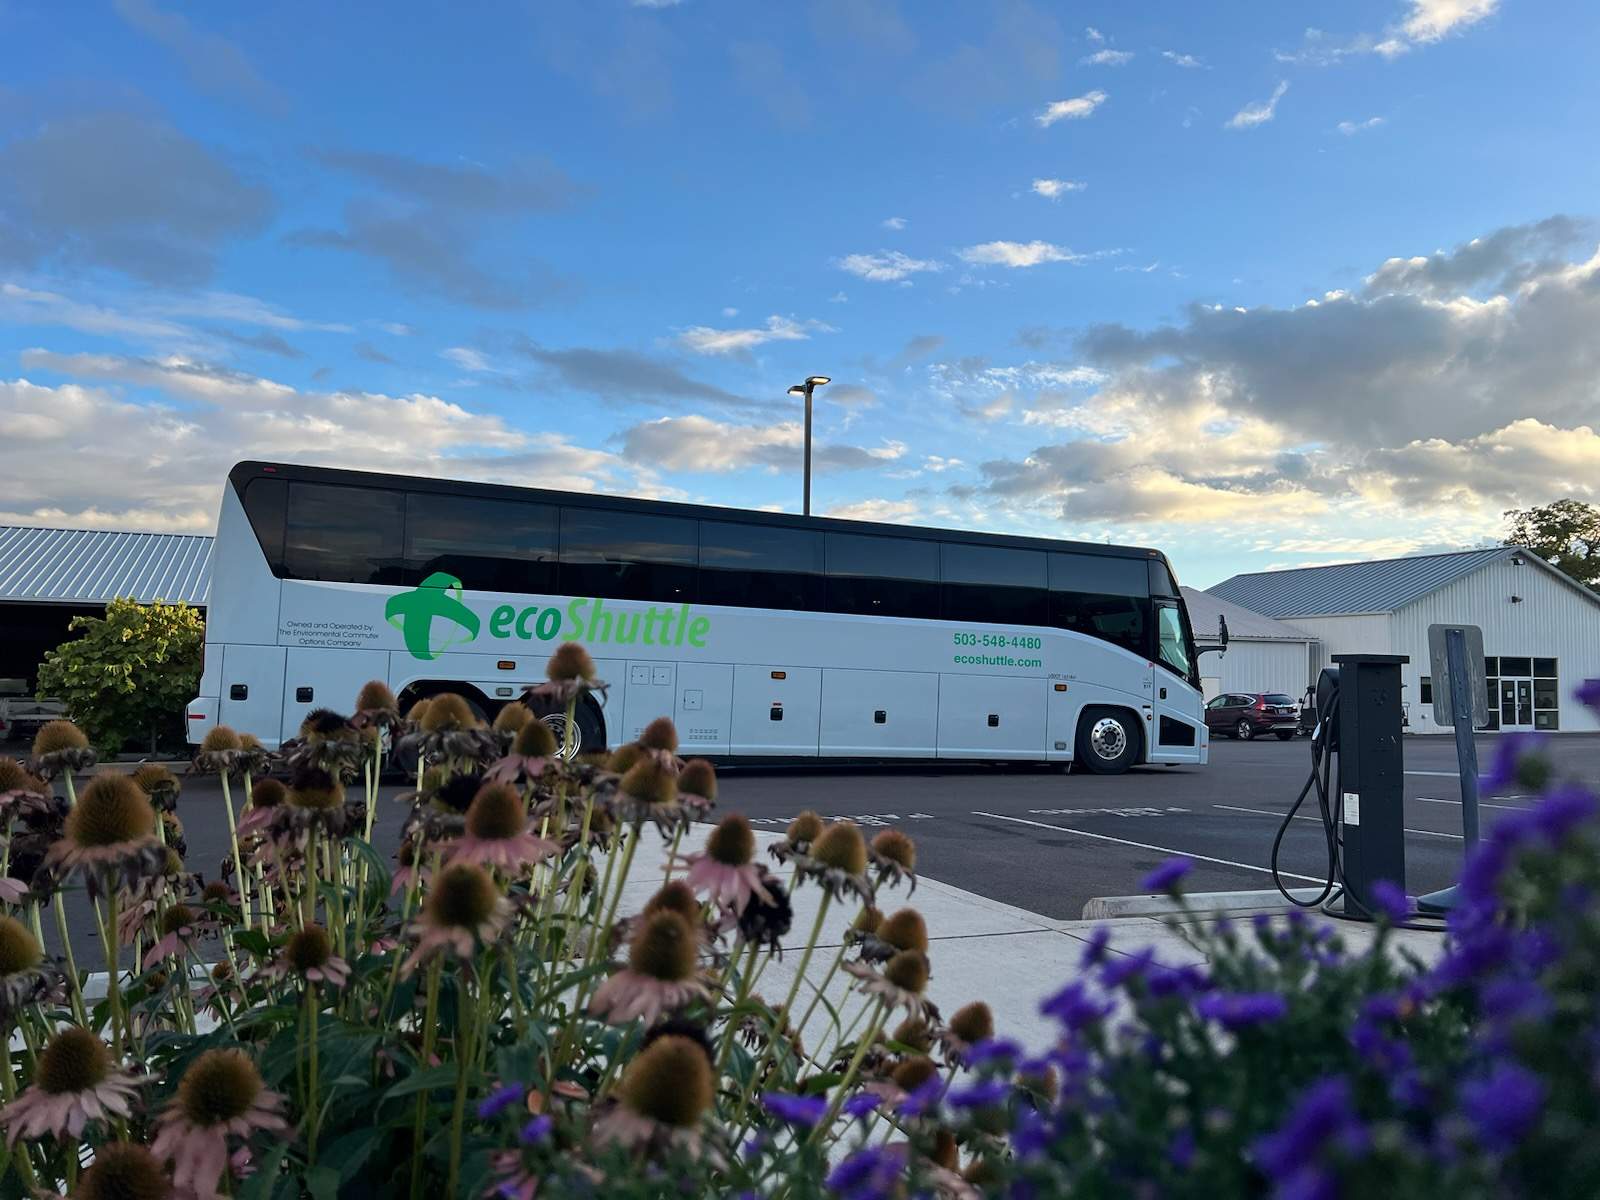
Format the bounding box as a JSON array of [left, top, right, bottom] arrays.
[[1209, 548, 1600, 734], [1181, 587, 1318, 702]]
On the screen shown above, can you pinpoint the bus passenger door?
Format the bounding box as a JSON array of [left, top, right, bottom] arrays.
[[217, 646, 287, 748]]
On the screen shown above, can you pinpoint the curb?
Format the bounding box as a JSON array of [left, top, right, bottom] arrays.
[[1082, 887, 1329, 920]]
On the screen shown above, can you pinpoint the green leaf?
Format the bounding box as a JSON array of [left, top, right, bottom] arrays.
[[302, 1166, 340, 1200], [382, 1063, 459, 1101], [320, 1123, 388, 1183]]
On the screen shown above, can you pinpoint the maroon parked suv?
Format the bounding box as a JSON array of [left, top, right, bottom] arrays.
[[1204, 692, 1301, 741]]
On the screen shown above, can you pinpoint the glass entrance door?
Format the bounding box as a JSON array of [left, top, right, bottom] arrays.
[[1500, 678, 1535, 730]]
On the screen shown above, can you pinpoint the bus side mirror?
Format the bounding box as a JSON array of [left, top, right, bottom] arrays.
[[1218, 615, 1230, 652]]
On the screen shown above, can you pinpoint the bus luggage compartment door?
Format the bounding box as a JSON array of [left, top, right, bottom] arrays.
[[936, 674, 1047, 759], [218, 645, 287, 747], [731, 665, 820, 756], [284, 648, 389, 744], [674, 663, 732, 756], [820, 668, 938, 758]]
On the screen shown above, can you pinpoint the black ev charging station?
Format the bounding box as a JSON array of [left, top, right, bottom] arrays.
[[1330, 654, 1409, 918]]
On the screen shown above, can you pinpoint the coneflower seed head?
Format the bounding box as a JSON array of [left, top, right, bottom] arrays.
[[299, 708, 353, 742], [786, 811, 824, 845], [705, 814, 754, 866], [891, 1017, 933, 1053], [427, 863, 497, 929], [131, 763, 178, 795], [159, 905, 195, 937], [628, 910, 698, 982], [38, 1026, 111, 1094], [200, 726, 242, 753], [638, 717, 678, 753], [512, 719, 558, 758], [932, 1129, 959, 1170], [619, 1035, 713, 1128], [605, 744, 642, 774], [678, 758, 716, 800], [853, 906, 883, 934], [405, 697, 434, 724], [0, 758, 33, 793], [644, 881, 701, 923], [239, 732, 263, 752], [0, 917, 42, 976], [1019, 1065, 1059, 1102], [883, 949, 930, 995], [287, 926, 333, 972], [355, 679, 397, 713], [67, 774, 154, 847], [465, 783, 525, 841], [288, 771, 343, 811], [811, 822, 867, 875], [492, 702, 532, 734], [202, 881, 231, 905], [619, 760, 677, 808], [32, 719, 88, 756], [889, 1055, 938, 1093], [420, 693, 477, 732], [949, 1001, 994, 1045], [546, 642, 595, 683], [879, 909, 928, 954], [251, 778, 287, 809], [177, 1049, 263, 1126], [74, 1141, 169, 1200], [871, 829, 916, 871]]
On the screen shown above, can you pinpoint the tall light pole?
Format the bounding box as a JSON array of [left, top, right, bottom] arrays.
[[787, 375, 830, 515]]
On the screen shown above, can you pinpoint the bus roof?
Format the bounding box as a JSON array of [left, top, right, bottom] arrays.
[[229, 460, 1173, 568]]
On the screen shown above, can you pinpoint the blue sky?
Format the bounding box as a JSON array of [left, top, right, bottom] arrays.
[[2, 0, 1597, 587]]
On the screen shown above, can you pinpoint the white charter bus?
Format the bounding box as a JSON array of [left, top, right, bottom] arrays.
[[187, 462, 1208, 775]]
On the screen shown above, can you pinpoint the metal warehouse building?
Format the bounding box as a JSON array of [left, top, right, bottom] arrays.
[[1181, 587, 1318, 703], [0, 525, 212, 687], [1209, 548, 1600, 734]]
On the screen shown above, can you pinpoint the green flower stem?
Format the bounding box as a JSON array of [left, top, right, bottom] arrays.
[[810, 998, 889, 1147], [446, 969, 479, 1195], [306, 982, 321, 1166], [660, 823, 685, 883], [793, 941, 851, 1047], [49, 895, 88, 1026], [409, 957, 443, 1200], [597, 823, 642, 953], [62, 771, 77, 808], [774, 891, 833, 1050], [218, 773, 253, 932], [0, 1040, 40, 1190], [100, 887, 124, 1057], [716, 940, 762, 1072]]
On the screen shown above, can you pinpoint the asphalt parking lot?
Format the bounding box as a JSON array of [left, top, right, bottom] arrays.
[[18, 732, 1600, 952]]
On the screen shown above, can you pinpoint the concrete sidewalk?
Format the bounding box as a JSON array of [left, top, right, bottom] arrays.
[[625, 829, 1449, 1052]]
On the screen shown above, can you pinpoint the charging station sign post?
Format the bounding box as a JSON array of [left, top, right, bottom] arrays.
[[1418, 624, 1491, 914]]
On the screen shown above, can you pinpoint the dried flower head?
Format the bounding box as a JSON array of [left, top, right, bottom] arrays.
[[884, 950, 929, 995], [733, 868, 793, 952], [48, 773, 160, 889], [870, 829, 919, 894], [547, 642, 596, 684], [131, 763, 181, 808], [891, 1017, 935, 1054], [678, 759, 717, 804], [891, 1056, 939, 1094], [355, 679, 399, 718], [879, 909, 929, 955], [590, 911, 711, 1025], [948, 1002, 993, 1047], [846, 948, 933, 1017], [612, 760, 685, 832], [681, 814, 770, 915], [0, 757, 45, 800], [706, 814, 755, 867], [512, 719, 558, 759], [421, 693, 477, 733], [33, 719, 88, 756], [628, 911, 698, 983], [621, 1035, 713, 1127], [493, 702, 533, 736], [405, 697, 434, 725], [787, 821, 874, 905], [251, 779, 287, 809], [638, 717, 679, 754], [606, 744, 643, 775], [287, 926, 333, 973], [788, 811, 824, 846], [0, 916, 56, 1019], [451, 784, 555, 873], [200, 726, 243, 754], [73, 1142, 170, 1200], [853, 907, 884, 937], [0, 916, 42, 977], [813, 823, 867, 875], [465, 783, 523, 840], [644, 881, 701, 924], [288, 771, 344, 812], [299, 709, 355, 743], [429, 862, 499, 929]]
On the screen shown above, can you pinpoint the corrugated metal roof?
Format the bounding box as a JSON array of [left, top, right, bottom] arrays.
[[1206, 547, 1511, 618], [0, 526, 212, 605], [1181, 587, 1316, 642]]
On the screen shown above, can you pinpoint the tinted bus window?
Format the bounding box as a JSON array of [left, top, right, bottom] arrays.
[[1149, 559, 1180, 598], [284, 482, 406, 585], [559, 509, 697, 602], [941, 543, 1047, 625], [1049, 552, 1149, 656], [825, 533, 939, 619], [405, 494, 557, 593], [240, 477, 287, 574], [699, 521, 823, 611]]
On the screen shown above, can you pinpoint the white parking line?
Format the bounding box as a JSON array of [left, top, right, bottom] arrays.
[[970, 810, 1326, 884], [1213, 803, 1462, 840], [1414, 795, 1532, 813], [1405, 770, 1463, 778]]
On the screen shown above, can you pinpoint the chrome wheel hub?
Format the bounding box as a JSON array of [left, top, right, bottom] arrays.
[[1089, 717, 1127, 760], [541, 714, 581, 760]]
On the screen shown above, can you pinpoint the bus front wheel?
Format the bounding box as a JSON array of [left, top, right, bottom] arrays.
[[1075, 707, 1141, 775], [525, 694, 607, 760]]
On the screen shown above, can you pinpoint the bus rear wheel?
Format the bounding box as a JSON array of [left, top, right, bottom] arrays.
[[524, 694, 606, 760], [1075, 707, 1141, 775]]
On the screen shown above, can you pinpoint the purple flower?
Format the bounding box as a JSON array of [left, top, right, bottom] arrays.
[[1040, 981, 1111, 1031], [1197, 991, 1289, 1030], [1141, 857, 1192, 893], [1011, 1107, 1051, 1158], [1080, 924, 1112, 967], [762, 1091, 829, 1128], [897, 1077, 944, 1119], [1254, 1077, 1357, 1179], [1100, 946, 1155, 989], [842, 1092, 881, 1121], [1480, 732, 1551, 794], [1576, 677, 1600, 714], [1369, 879, 1410, 924], [1351, 1022, 1412, 1076], [965, 1037, 1023, 1068], [826, 1145, 905, 1198], [1167, 1127, 1196, 1169], [476, 1082, 524, 1120], [949, 1079, 1011, 1110], [1481, 977, 1552, 1024], [1147, 963, 1209, 998], [1275, 1165, 1337, 1200], [518, 1114, 552, 1144], [1532, 785, 1599, 840], [1459, 1060, 1545, 1150]]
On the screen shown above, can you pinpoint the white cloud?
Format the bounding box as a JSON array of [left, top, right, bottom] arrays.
[[1161, 50, 1206, 68], [1031, 178, 1087, 201], [1278, 1, 1498, 63], [1, 283, 192, 341], [1226, 81, 1289, 129], [1085, 26, 1104, 43], [1400, 0, 1499, 43], [825, 497, 920, 523], [442, 346, 492, 372], [618, 414, 903, 473], [959, 241, 1104, 268], [828, 291, 848, 303], [1036, 90, 1107, 127], [1337, 116, 1387, 135], [1081, 49, 1133, 66], [675, 314, 833, 356], [629, 0, 682, 6], [881, 216, 908, 230], [1116, 261, 1161, 274], [721, 306, 739, 317], [835, 250, 944, 283]]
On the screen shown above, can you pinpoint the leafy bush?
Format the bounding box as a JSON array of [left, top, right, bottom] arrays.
[[34, 597, 203, 755], [0, 654, 1596, 1199]]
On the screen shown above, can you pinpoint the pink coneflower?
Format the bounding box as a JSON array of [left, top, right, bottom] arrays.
[[937, 1001, 994, 1066], [0, 758, 56, 821], [0, 915, 61, 1021], [282, 708, 368, 775], [844, 948, 936, 1019], [870, 829, 918, 894], [788, 821, 875, 905], [528, 642, 605, 707], [446, 783, 557, 875], [151, 1049, 287, 1200], [192, 725, 246, 776], [352, 679, 400, 731], [265, 925, 350, 989], [390, 837, 430, 896], [634, 717, 682, 773], [262, 768, 363, 849], [679, 815, 770, 916], [590, 1034, 713, 1158], [0, 1026, 140, 1143], [28, 719, 97, 779], [235, 777, 287, 842], [43, 772, 164, 894], [589, 910, 710, 1026], [767, 810, 824, 867], [73, 1140, 173, 1199], [857, 907, 929, 965], [863, 1054, 942, 1111], [609, 760, 687, 835], [400, 862, 512, 977], [676, 758, 717, 819], [145, 903, 207, 963], [485, 718, 559, 785]]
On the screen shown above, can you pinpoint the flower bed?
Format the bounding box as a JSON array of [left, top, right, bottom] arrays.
[[0, 650, 1596, 1198]]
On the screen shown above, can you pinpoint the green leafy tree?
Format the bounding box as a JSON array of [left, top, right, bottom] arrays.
[[35, 597, 204, 755], [1504, 498, 1600, 590]]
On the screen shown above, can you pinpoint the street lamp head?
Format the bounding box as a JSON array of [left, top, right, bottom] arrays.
[[787, 384, 806, 396], [806, 375, 831, 387]]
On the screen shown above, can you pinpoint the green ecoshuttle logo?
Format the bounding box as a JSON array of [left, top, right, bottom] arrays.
[[385, 575, 712, 661], [385, 572, 481, 660]]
